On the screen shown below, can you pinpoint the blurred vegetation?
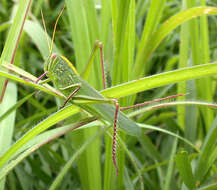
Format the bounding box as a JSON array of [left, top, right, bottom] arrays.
[[0, 0, 217, 190]]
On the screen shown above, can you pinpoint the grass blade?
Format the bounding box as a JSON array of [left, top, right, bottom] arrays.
[[102, 62, 217, 98], [0, 0, 32, 188], [195, 117, 217, 184], [134, 6, 217, 77], [175, 151, 196, 189]]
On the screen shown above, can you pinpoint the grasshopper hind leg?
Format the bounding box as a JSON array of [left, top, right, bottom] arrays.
[[98, 42, 119, 175], [111, 99, 120, 176]]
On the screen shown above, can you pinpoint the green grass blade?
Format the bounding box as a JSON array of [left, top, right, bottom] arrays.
[[110, 0, 136, 186], [185, 1, 200, 146], [134, 6, 217, 77], [0, 82, 17, 188], [163, 136, 178, 190], [0, 0, 32, 63], [0, 117, 98, 180], [104, 129, 116, 190], [175, 151, 196, 189], [139, 124, 199, 152], [65, 1, 102, 189], [1, 62, 217, 115], [0, 0, 32, 100], [135, 0, 166, 76], [195, 117, 217, 183], [0, 68, 64, 99], [199, 0, 213, 129], [0, 105, 79, 169], [24, 20, 59, 59], [49, 127, 105, 190], [0, 93, 34, 123], [111, 0, 130, 85], [101, 0, 112, 56], [102, 62, 217, 98], [0, 1, 32, 188], [177, 1, 188, 130], [198, 183, 217, 190]]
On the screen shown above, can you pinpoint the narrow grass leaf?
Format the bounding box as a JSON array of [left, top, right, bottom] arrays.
[[65, 1, 102, 189], [102, 62, 217, 98], [0, 92, 34, 123], [49, 127, 105, 190], [175, 151, 196, 189], [24, 20, 59, 59], [198, 183, 217, 190], [186, 1, 201, 145], [0, 68, 64, 99], [0, 83, 17, 189], [195, 116, 217, 183], [0, 1, 32, 188], [199, 0, 213, 129], [177, 1, 189, 130], [139, 124, 199, 152], [0, 0, 32, 95], [0, 104, 80, 169], [135, 0, 166, 76], [0, 117, 98, 180], [134, 6, 217, 77], [163, 136, 178, 190]]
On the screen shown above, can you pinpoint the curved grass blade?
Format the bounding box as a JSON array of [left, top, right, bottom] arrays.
[[102, 62, 217, 98], [135, 6, 217, 77], [0, 93, 34, 123], [138, 124, 200, 152], [175, 151, 196, 189], [0, 104, 80, 169], [0, 67, 65, 99], [164, 136, 178, 190], [1, 62, 217, 119], [195, 116, 217, 183], [0, 1, 32, 188], [0, 0, 32, 103], [49, 126, 105, 190], [24, 20, 59, 59], [0, 117, 98, 180], [127, 100, 217, 118]]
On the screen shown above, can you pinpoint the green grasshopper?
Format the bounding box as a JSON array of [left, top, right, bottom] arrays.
[[34, 7, 142, 176], [0, 7, 183, 176], [35, 7, 184, 175]]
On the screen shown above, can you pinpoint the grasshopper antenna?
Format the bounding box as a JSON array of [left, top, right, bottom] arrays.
[[50, 5, 65, 54], [40, 9, 51, 54], [40, 5, 65, 56], [36, 6, 65, 84]]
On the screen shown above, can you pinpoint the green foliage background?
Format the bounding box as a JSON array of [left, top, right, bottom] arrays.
[[0, 0, 217, 189]]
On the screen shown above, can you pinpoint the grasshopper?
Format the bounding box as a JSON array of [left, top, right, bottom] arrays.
[[0, 6, 183, 176], [35, 7, 141, 176]]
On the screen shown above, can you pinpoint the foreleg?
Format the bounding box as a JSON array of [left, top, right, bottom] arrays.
[[60, 83, 82, 108]]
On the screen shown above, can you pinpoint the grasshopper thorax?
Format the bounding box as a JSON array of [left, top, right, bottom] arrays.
[[44, 53, 80, 91]]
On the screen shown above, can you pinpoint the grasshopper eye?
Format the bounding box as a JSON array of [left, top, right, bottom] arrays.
[[51, 53, 57, 60]]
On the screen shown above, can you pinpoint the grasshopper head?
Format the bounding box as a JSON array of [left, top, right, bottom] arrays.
[[44, 53, 78, 80], [43, 53, 79, 90], [44, 53, 57, 72]]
